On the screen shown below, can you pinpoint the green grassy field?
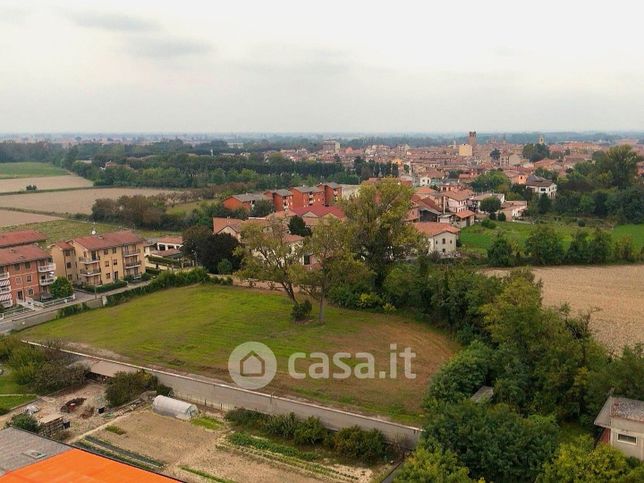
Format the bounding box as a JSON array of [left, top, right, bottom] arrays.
[[0, 162, 69, 178], [461, 221, 644, 255], [167, 200, 206, 215], [22, 284, 457, 422], [0, 219, 176, 244], [0, 369, 36, 412]]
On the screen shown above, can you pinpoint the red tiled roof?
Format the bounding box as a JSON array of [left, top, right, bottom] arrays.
[[52, 241, 73, 251], [454, 209, 476, 219], [213, 217, 244, 234], [289, 205, 345, 219], [72, 231, 144, 251], [414, 222, 460, 237], [157, 235, 183, 245], [0, 230, 46, 248], [0, 245, 50, 266]]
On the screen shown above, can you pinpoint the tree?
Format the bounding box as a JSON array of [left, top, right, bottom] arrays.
[[251, 199, 274, 218], [50, 277, 74, 298], [291, 219, 370, 322], [487, 235, 515, 266], [470, 170, 509, 193], [341, 178, 424, 287], [490, 148, 501, 161], [9, 413, 40, 433], [540, 436, 641, 483], [565, 230, 591, 264], [217, 259, 233, 274], [597, 145, 640, 189], [588, 229, 612, 264], [182, 226, 240, 273], [422, 401, 558, 483], [479, 196, 501, 215], [537, 193, 552, 214], [288, 215, 311, 237], [525, 225, 564, 265], [236, 217, 303, 302], [523, 143, 550, 162], [614, 236, 638, 262], [396, 447, 473, 482]]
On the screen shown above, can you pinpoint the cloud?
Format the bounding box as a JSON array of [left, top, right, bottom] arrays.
[[67, 11, 158, 32], [125, 36, 213, 59]]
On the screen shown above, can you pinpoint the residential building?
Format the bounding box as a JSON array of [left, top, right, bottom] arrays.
[[223, 193, 270, 212], [458, 144, 473, 157], [265, 189, 295, 212], [442, 191, 472, 213], [595, 396, 644, 460], [291, 186, 325, 208], [500, 200, 528, 220], [0, 245, 56, 308], [286, 205, 346, 227], [451, 209, 476, 228], [526, 175, 557, 198], [414, 222, 460, 256], [50, 231, 146, 286], [0, 427, 173, 481], [212, 217, 245, 240], [156, 235, 183, 252], [321, 139, 340, 154], [0, 230, 46, 249], [318, 182, 343, 206]]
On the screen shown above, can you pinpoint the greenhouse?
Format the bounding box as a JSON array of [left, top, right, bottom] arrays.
[[152, 395, 198, 420]]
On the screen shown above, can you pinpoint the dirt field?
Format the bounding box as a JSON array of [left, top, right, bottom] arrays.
[[92, 409, 374, 483], [489, 265, 644, 352], [0, 175, 93, 193], [0, 208, 61, 226], [0, 187, 178, 215]]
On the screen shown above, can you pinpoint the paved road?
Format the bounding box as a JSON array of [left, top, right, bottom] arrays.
[[25, 342, 422, 448]]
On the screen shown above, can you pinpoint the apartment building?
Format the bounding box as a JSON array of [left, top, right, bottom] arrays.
[[317, 182, 343, 206], [222, 193, 270, 212], [265, 189, 295, 212], [0, 230, 46, 249], [0, 245, 56, 308], [50, 231, 146, 286], [291, 186, 325, 208]]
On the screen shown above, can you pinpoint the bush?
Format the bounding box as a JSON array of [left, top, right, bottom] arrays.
[[489, 212, 497, 220], [497, 212, 507, 221], [217, 258, 233, 275], [225, 408, 269, 427], [291, 300, 312, 321], [50, 277, 74, 299], [264, 412, 299, 439], [356, 292, 383, 310], [86, 280, 127, 293], [481, 219, 496, 229], [8, 413, 40, 433], [293, 417, 328, 446], [333, 426, 388, 464], [105, 370, 162, 407]]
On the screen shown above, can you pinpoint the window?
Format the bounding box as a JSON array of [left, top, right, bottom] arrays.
[[28, 288, 34, 296], [106, 272, 111, 279], [303, 254, 311, 265], [66, 262, 72, 269], [25, 262, 31, 269], [104, 249, 109, 255], [112, 248, 117, 254], [13, 264, 20, 271], [15, 276, 21, 285], [104, 261, 110, 267], [26, 275, 32, 283], [113, 259, 117, 266], [442, 238, 446, 244], [67, 274, 72, 280], [617, 433, 637, 445]]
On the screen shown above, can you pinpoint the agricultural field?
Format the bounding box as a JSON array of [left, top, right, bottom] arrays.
[[0, 161, 69, 179], [0, 174, 93, 193], [461, 221, 644, 254], [0, 208, 61, 227], [488, 264, 644, 352], [0, 187, 177, 215], [22, 284, 458, 422]]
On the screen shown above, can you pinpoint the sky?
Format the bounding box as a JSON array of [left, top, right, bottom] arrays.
[[1, 0, 643, 133]]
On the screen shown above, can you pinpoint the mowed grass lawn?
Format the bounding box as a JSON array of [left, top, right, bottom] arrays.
[[0, 162, 68, 178], [0, 369, 36, 412], [22, 285, 457, 422], [461, 221, 644, 254], [0, 220, 176, 245]]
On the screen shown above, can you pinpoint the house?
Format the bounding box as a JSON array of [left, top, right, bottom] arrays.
[[223, 193, 270, 212], [265, 189, 294, 212], [414, 222, 460, 256], [0, 427, 173, 481], [317, 182, 343, 206], [156, 235, 182, 252], [595, 396, 644, 460], [450, 209, 476, 228], [0, 245, 56, 308], [291, 186, 325, 208], [212, 217, 245, 240], [412, 195, 443, 222], [0, 230, 47, 249], [50, 230, 146, 286], [526, 175, 557, 198], [500, 200, 528, 220], [286, 205, 346, 227], [442, 191, 472, 213]]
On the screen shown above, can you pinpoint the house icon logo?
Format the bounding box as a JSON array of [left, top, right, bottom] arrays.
[[228, 342, 277, 390]]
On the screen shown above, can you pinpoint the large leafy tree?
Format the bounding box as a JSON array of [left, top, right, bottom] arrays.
[[479, 196, 501, 214], [341, 178, 424, 286], [597, 145, 640, 189], [236, 218, 302, 302], [395, 447, 473, 483], [182, 226, 240, 273], [525, 225, 564, 265], [50, 277, 74, 299]]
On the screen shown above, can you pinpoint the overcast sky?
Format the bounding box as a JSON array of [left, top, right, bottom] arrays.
[[1, 0, 643, 133]]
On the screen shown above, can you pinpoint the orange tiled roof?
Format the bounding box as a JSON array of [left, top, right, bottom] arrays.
[[0, 230, 46, 248], [414, 222, 460, 236], [0, 245, 50, 267], [72, 231, 144, 251]]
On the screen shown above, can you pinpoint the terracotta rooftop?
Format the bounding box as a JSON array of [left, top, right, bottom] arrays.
[[454, 209, 476, 219], [414, 222, 460, 237], [288, 205, 345, 219], [0, 245, 50, 267], [72, 231, 144, 251], [0, 230, 47, 249], [157, 235, 183, 245], [213, 217, 244, 234]]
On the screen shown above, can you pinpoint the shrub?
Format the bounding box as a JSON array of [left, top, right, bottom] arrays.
[[50, 277, 74, 298], [225, 408, 268, 427], [217, 258, 233, 275], [356, 292, 383, 310], [489, 212, 497, 220], [291, 300, 312, 321], [264, 412, 299, 439], [105, 370, 162, 407], [333, 426, 387, 464], [293, 417, 329, 446], [9, 413, 40, 433], [481, 219, 496, 229], [0, 336, 22, 361], [497, 212, 507, 221]]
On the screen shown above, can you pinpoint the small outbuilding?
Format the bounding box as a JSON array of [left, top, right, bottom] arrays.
[[152, 395, 198, 421]]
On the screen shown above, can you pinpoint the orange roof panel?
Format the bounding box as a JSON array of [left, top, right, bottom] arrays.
[[0, 448, 173, 483]]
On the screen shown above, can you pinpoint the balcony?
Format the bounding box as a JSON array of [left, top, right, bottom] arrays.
[[37, 262, 56, 273], [0, 285, 10, 294], [123, 248, 139, 256], [0, 271, 9, 281], [80, 268, 101, 277], [39, 276, 55, 286], [78, 257, 100, 265], [0, 278, 10, 287], [125, 258, 141, 268]]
